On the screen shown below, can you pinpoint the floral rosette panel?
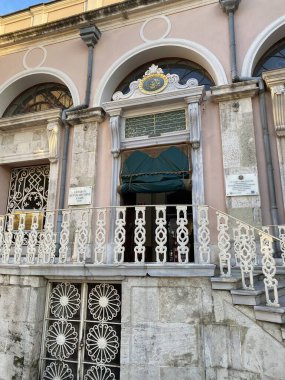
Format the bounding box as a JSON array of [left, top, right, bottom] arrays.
[[50, 283, 81, 319], [88, 284, 120, 322], [86, 324, 119, 363], [84, 365, 116, 380], [46, 320, 78, 360], [42, 362, 74, 380]]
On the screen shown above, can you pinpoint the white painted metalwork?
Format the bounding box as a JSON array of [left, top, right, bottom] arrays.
[[134, 206, 146, 263], [42, 362, 74, 380], [74, 210, 89, 263], [42, 211, 56, 264], [233, 228, 240, 266], [37, 233, 45, 264], [0, 216, 4, 258], [14, 214, 26, 264], [88, 284, 121, 321], [278, 225, 285, 266], [217, 212, 231, 277], [41, 282, 121, 378], [260, 232, 280, 307], [46, 320, 78, 360], [155, 206, 167, 263], [197, 206, 210, 263], [26, 213, 39, 264], [59, 211, 71, 263], [94, 208, 107, 264], [176, 206, 189, 263], [114, 207, 126, 264], [50, 283, 81, 319], [235, 223, 255, 290], [6, 165, 50, 214], [86, 324, 119, 363], [84, 366, 115, 380], [2, 215, 14, 264]]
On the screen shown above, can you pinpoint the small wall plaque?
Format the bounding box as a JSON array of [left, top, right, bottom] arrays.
[[225, 173, 259, 196], [68, 186, 92, 205]]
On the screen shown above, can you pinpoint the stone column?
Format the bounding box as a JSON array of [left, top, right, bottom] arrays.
[[185, 96, 205, 263], [211, 81, 261, 225], [66, 108, 105, 261], [68, 108, 105, 203], [106, 109, 122, 263], [109, 109, 122, 207], [46, 116, 62, 211], [263, 70, 285, 211]]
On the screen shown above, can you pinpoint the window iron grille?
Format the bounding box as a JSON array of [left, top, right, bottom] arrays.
[[254, 38, 285, 76], [3, 83, 73, 117], [40, 282, 121, 380], [7, 165, 50, 215], [125, 109, 186, 139], [115, 58, 215, 94]]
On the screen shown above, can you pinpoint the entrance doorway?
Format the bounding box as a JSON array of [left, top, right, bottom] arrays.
[[121, 190, 194, 263]]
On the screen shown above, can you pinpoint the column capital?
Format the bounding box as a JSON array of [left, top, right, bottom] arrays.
[[263, 68, 285, 89], [211, 81, 259, 102], [66, 107, 106, 125]]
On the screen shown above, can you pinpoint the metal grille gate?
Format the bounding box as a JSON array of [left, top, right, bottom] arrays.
[[40, 282, 121, 379]]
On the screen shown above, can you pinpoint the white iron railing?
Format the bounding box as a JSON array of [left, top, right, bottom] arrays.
[[214, 208, 285, 307], [0, 205, 209, 266], [1, 205, 284, 307]]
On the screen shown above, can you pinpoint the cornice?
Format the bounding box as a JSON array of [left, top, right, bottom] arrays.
[[103, 86, 205, 113], [0, 0, 217, 49], [262, 68, 285, 89], [210, 80, 259, 102], [66, 107, 106, 125], [0, 109, 62, 131]]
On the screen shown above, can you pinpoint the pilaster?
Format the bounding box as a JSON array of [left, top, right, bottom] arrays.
[[263, 69, 285, 210], [67, 107, 105, 207], [185, 95, 205, 263], [46, 116, 63, 211], [211, 81, 261, 225]]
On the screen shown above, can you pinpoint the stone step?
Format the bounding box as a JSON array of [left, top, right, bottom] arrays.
[[254, 295, 285, 324], [211, 272, 263, 291], [231, 282, 285, 306], [211, 275, 243, 290]]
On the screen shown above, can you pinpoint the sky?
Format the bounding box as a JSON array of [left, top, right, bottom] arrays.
[[0, 0, 55, 16]]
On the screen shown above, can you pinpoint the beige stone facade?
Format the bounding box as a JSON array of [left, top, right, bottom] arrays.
[[0, 0, 285, 378]]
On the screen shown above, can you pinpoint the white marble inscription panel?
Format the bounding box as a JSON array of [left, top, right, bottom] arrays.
[[225, 173, 259, 196]]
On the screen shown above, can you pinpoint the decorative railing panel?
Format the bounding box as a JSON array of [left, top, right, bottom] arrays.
[[0, 205, 195, 265], [1, 205, 285, 307], [40, 282, 121, 379]]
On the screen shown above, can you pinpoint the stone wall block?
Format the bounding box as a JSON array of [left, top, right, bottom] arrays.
[[120, 364, 160, 380], [70, 122, 98, 188], [130, 323, 198, 366], [6, 321, 43, 380], [131, 286, 159, 323], [204, 324, 229, 368], [73, 123, 97, 154], [0, 354, 15, 380], [159, 286, 204, 323], [160, 366, 203, 380], [0, 286, 31, 321], [9, 275, 47, 287]]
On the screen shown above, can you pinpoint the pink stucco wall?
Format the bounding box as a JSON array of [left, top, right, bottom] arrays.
[[0, 0, 284, 219]]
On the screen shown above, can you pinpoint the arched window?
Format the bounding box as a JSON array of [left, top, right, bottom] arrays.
[[253, 38, 285, 76], [115, 58, 214, 95], [3, 83, 73, 117]]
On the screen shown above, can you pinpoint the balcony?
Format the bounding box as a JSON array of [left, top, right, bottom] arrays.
[[0, 204, 284, 308], [0, 205, 215, 277]]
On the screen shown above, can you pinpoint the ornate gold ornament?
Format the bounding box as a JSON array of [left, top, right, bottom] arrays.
[[139, 72, 168, 94]]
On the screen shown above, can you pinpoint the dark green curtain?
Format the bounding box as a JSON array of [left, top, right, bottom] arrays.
[[120, 146, 190, 193]]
